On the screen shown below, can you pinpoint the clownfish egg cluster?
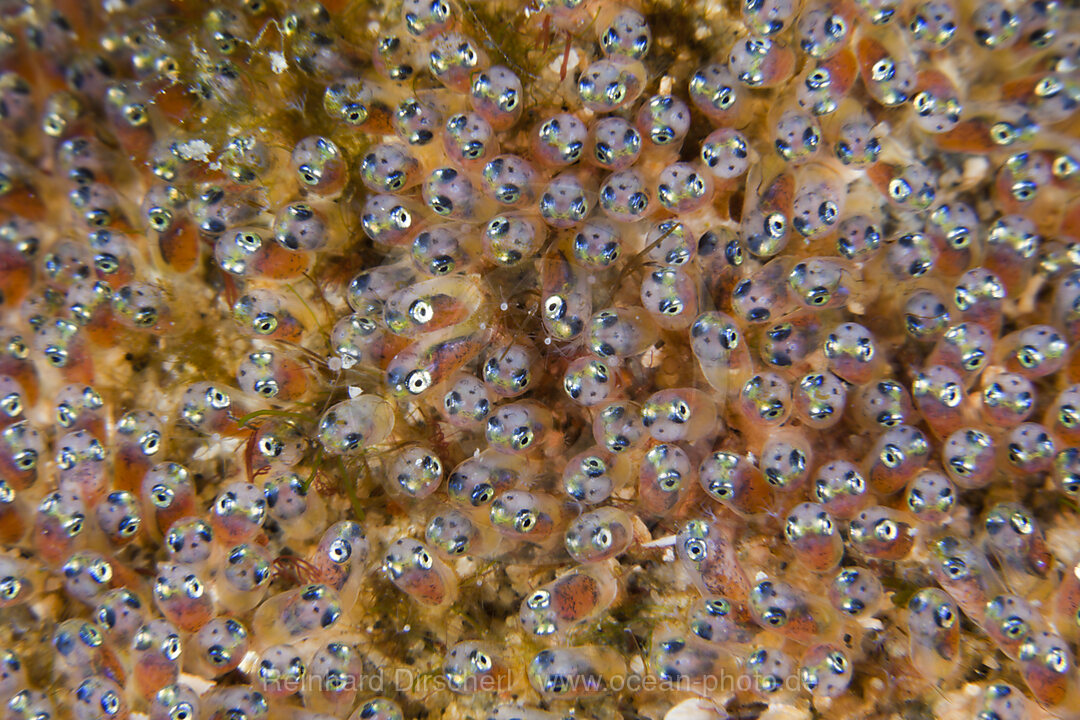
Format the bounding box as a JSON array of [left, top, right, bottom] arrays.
[[0, 0, 1079, 720]]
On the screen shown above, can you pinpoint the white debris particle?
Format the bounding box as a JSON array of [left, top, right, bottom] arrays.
[[641, 534, 676, 549], [348, 385, 363, 398], [181, 671, 216, 694], [340, 354, 357, 369], [665, 698, 723, 720], [661, 548, 675, 562], [547, 48, 579, 75], [327, 356, 343, 372], [176, 140, 213, 162], [270, 52, 288, 74]]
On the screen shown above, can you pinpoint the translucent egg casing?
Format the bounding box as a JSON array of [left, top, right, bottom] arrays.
[[640, 266, 701, 330], [928, 323, 994, 384], [526, 646, 626, 699], [998, 324, 1069, 379], [828, 567, 884, 618], [984, 594, 1039, 658], [823, 322, 879, 384], [800, 644, 852, 698], [250, 584, 343, 646], [1047, 384, 1080, 445], [256, 644, 306, 698], [153, 562, 214, 632], [346, 698, 404, 720], [853, 379, 914, 430], [587, 307, 659, 359], [928, 533, 1003, 627], [263, 470, 323, 542], [192, 616, 249, 677], [427, 508, 498, 559], [561, 448, 623, 504], [856, 37, 915, 106], [6, 691, 55, 720], [690, 312, 753, 397], [447, 450, 528, 508], [1018, 631, 1076, 708], [382, 538, 458, 609], [760, 429, 813, 492], [95, 588, 146, 648], [638, 443, 694, 517], [218, 544, 272, 613], [564, 507, 634, 564], [593, 401, 648, 454], [953, 267, 1005, 333], [306, 643, 364, 715], [699, 451, 770, 516], [849, 506, 915, 560], [52, 619, 121, 684], [483, 342, 539, 398], [308, 520, 370, 602], [737, 372, 793, 431], [385, 318, 492, 398], [729, 36, 795, 88], [441, 372, 494, 428], [687, 596, 759, 646], [542, 250, 591, 342], [649, 625, 723, 685], [148, 684, 199, 720], [577, 58, 645, 113], [796, 49, 858, 116], [793, 372, 847, 429], [33, 489, 90, 567], [201, 685, 267, 720], [903, 288, 951, 342], [1054, 448, 1080, 497], [72, 677, 128, 720], [942, 427, 996, 489], [641, 388, 718, 443], [490, 491, 562, 545], [385, 444, 444, 500], [984, 502, 1052, 587], [486, 402, 553, 455], [444, 641, 510, 694], [1003, 422, 1055, 476], [905, 469, 956, 522], [741, 174, 795, 259], [973, 684, 1034, 720], [748, 578, 822, 643], [744, 645, 797, 696], [383, 276, 484, 339], [907, 588, 960, 681], [784, 502, 843, 572], [911, 365, 966, 437], [131, 620, 183, 701], [677, 519, 751, 601], [982, 372, 1036, 429], [316, 397, 395, 454], [864, 424, 930, 494], [210, 481, 267, 545], [519, 566, 617, 641]]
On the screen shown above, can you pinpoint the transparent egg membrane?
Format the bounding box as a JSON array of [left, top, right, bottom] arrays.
[[0, 0, 1079, 719]]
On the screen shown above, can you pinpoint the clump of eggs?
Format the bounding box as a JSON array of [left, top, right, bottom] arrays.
[[0, 0, 1079, 720]]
